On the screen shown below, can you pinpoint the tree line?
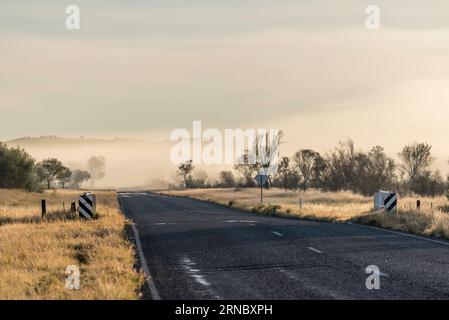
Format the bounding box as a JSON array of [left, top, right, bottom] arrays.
[[177, 140, 449, 197], [0, 142, 106, 191]]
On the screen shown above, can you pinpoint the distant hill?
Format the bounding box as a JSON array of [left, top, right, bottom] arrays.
[[7, 136, 162, 146]]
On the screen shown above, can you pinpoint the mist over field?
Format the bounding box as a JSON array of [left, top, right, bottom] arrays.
[[5, 134, 448, 189], [5, 137, 175, 188], [5, 136, 235, 188]]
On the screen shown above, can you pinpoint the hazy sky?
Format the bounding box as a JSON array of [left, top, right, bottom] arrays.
[[1, 1, 449, 170]]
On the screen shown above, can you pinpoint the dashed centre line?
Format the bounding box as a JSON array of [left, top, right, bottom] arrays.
[[271, 231, 283, 237], [180, 256, 211, 287], [307, 247, 323, 254]]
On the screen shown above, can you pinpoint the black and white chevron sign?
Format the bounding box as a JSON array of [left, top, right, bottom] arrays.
[[383, 193, 397, 212], [78, 192, 96, 220]]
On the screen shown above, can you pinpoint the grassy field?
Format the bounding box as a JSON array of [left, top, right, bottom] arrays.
[[160, 188, 449, 240], [0, 189, 143, 299]]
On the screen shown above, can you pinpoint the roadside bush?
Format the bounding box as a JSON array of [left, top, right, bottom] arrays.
[[251, 204, 281, 215]]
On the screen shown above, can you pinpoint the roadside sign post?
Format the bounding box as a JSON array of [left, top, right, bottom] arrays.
[[374, 191, 398, 213], [254, 172, 268, 204], [78, 192, 96, 220], [41, 199, 46, 219]]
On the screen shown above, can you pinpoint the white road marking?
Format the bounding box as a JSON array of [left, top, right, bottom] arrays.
[[225, 220, 257, 224], [348, 222, 449, 247], [180, 256, 211, 287], [271, 231, 283, 237], [307, 247, 323, 254], [192, 275, 210, 287], [278, 267, 300, 280], [380, 272, 390, 277], [278, 268, 345, 299], [118, 192, 147, 196], [154, 222, 166, 225]]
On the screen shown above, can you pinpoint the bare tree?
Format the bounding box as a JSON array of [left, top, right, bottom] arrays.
[[87, 156, 106, 188], [177, 160, 194, 188], [398, 143, 433, 192], [367, 146, 396, 190], [292, 149, 321, 191], [446, 159, 449, 200], [311, 153, 327, 188], [252, 131, 283, 170], [251, 130, 283, 187], [234, 149, 257, 187], [275, 156, 293, 190]]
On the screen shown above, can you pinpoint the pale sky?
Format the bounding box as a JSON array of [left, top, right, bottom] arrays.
[[1, 1, 449, 171]]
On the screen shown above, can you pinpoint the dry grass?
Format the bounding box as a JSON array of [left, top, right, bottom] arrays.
[[0, 189, 143, 300], [160, 188, 449, 240]]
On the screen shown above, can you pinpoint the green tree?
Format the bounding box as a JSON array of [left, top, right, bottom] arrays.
[[69, 169, 91, 189], [57, 167, 72, 189], [219, 171, 235, 188], [0, 143, 38, 190], [37, 158, 65, 189]]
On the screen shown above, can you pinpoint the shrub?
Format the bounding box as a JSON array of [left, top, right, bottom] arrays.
[[251, 204, 281, 215]]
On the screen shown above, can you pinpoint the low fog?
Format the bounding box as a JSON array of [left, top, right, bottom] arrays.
[[5, 136, 232, 189], [5, 135, 448, 189]]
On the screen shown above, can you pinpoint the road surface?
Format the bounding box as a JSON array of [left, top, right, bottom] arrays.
[[119, 192, 449, 300]]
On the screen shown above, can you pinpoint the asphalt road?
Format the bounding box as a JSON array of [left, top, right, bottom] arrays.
[[119, 192, 449, 300]]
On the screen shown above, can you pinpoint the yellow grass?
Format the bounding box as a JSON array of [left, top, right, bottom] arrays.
[[160, 188, 449, 239], [0, 189, 143, 300]]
